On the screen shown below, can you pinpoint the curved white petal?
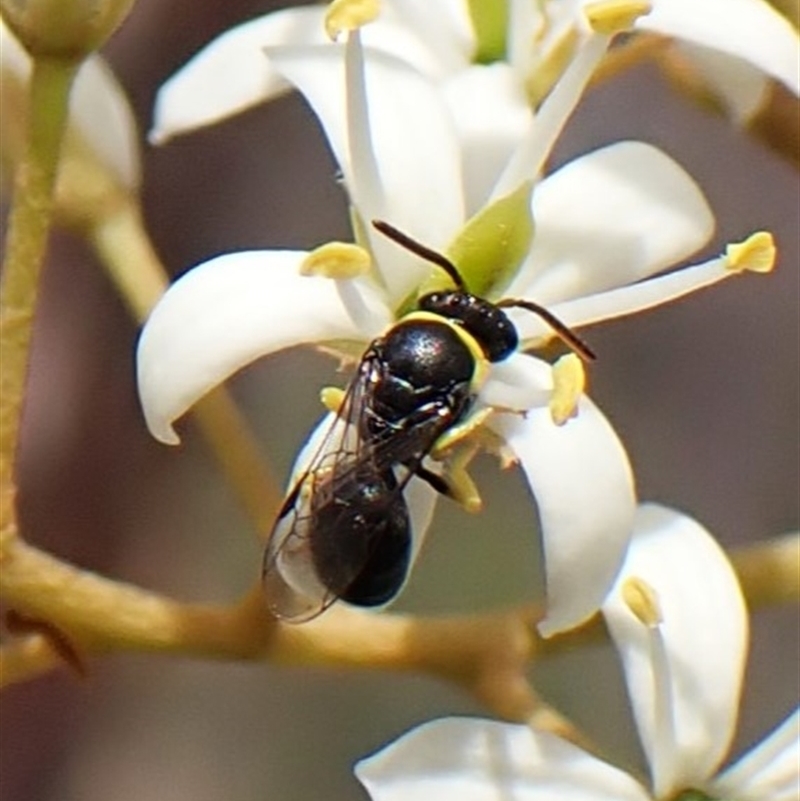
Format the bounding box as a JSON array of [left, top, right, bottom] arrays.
[[137, 250, 391, 444], [150, 7, 327, 143], [71, 58, 141, 189], [2, 19, 139, 189], [675, 41, 771, 123], [0, 17, 28, 76], [479, 351, 553, 411], [402, 470, 440, 575], [710, 708, 800, 801], [267, 43, 465, 303], [639, 0, 800, 96], [149, 1, 479, 144], [356, 717, 652, 801], [384, 0, 475, 75], [490, 391, 636, 637], [602, 504, 749, 796], [508, 141, 714, 310], [442, 63, 534, 213]]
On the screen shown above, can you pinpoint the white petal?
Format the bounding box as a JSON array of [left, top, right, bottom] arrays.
[[674, 41, 771, 123], [149, 1, 479, 143], [490, 392, 636, 637], [267, 44, 465, 303], [356, 717, 652, 801], [479, 351, 553, 412], [442, 63, 534, 213], [0, 17, 28, 77], [1, 20, 139, 189], [149, 7, 327, 143], [508, 141, 714, 310], [71, 58, 141, 189], [602, 504, 749, 795], [382, 0, 475, 75], [639, 0, 800, 96], [400, 472, 438, 569], [137, 251, 391, 444], [710, 708, 800, 801]]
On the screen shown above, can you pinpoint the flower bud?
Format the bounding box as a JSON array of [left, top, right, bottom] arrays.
[[1, 0, 135, 59]]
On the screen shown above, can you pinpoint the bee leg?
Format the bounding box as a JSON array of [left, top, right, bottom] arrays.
[[413, 465, 452, 497], [413, 462, 482, 514], [430, 407, 493, 459], [320, 386, 346, 414], [444, 461, 482, 513]]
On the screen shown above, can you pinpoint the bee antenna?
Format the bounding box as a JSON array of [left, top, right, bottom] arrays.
[[496, 298, 597, 362], [372, 220, 466, 292]]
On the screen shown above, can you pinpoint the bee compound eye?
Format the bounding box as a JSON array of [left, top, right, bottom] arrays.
[[417, 293, 518, 362]]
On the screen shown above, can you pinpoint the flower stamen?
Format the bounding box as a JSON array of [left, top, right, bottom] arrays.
[[301, 242, 388, 336], [725, 231, 776, 274], [623, 575, 678, 797], [493, 28, 610, 198], [301, 242, 372, 279], [345, 29, 386, 224], [320, 385, 346, 414], [441, 449, 483, 513], [549, 354, 585, 425], [525, 27, 581, 108], [584, 1, 652, 35], [324, 0, 381, 41], [622, 576, 663, 627]]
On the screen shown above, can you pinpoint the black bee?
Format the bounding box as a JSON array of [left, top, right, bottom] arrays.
[[262, 220, 594, 622]]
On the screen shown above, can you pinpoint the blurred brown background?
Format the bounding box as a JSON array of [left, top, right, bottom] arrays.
[[2, 1, 798, 799]]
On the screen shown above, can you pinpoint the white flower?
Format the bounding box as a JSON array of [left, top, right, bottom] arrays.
[[355, 504, 800, 801], [149, 0, 799, 144], [1, 17, 140, 191], [137, 21, 772, 634]]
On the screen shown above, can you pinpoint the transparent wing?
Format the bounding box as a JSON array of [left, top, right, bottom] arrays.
[[262, 354, 375, 622], [262, 349, 456, 623]]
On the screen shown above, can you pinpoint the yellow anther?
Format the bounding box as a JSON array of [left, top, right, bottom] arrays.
[[301, 242, 372, 279], [325, 0, 381, 41], [725, 231, 776, 274], [320, 386, 347, 414], [584, 0, 651, 35], [622, 577, 663, 627], [549, 354, 585, 426]]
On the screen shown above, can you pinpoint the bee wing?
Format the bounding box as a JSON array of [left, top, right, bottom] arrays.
[[262, 354, 379, 622]]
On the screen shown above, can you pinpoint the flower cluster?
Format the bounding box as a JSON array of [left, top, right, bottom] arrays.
[[136, 0, 798, 797], [137, 0, 777, 635], [356, 507, 800, 800]]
